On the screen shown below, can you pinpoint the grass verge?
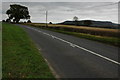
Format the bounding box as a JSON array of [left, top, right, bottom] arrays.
[[26, 23, 119, 37], [25, 23, 120, 47], [2, 23, 55, 78], [47, 28, 120, 47]]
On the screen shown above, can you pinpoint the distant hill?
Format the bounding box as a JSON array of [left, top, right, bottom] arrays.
[[58, 20, 120, 29]]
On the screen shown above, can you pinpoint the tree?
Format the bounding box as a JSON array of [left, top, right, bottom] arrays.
[[27, 20, 32, 23], [6, 4, 30, 23], [73, 16, 79, 26], [2, 20, 6, 22], [24, 21, 26, 23], [6, 19, 11, 23], [84, 20, 92, 26], [73, 16, 78, 21], [49, 22, 52, 24]]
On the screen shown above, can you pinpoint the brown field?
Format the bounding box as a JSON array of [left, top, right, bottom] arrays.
[[26, 23, 119, 38]]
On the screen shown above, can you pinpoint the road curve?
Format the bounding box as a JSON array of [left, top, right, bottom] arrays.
[[17, 24, 119, 78]]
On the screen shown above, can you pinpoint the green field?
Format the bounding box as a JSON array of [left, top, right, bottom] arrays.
[[27, 23, 119, 37], [2, 23, 55, 78], [25, 23, 120, 47]]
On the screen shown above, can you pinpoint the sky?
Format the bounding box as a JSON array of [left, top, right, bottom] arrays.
[[1, 0, 119, 23]]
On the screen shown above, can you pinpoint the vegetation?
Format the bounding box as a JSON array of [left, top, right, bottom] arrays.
[[25, 23, 120, 47], [49, 22, 52, 24], [26, 23, 119, 37], [6, 4, 30, 23], [46, 29, 119, 47], [73, 16, 79, 26], [27, 20, 32, 23], [2, 23, 55, 78], [84, 20, 92, 26], [2, 20, 6, 22], [73, 16, 78, 21]]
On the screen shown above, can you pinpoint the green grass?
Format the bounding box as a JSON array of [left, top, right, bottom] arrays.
[[2, 23, 55, 78], [26, 23, 119, 37], [25, 23, 119, 47], [43, 28, 120, 47], [50, 29, 119, 46]]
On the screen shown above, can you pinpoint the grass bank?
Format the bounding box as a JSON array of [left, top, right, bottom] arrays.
[[2, 23, 55, 78], [25, 23, 120, 47], [46, 28, 120, 47], [27, 23, 119, 37]]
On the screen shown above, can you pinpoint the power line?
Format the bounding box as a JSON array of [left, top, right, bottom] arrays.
[[53, 2, 118, 12], [86, 2, 118, 9], [39, 3, 118, 23]]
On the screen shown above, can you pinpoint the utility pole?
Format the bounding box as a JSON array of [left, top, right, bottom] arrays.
[[46, 11, 48, 27]]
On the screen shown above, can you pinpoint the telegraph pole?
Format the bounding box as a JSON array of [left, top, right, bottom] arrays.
[[46, 11, 48, 27]]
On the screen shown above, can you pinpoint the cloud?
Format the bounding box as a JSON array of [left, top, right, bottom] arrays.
[[2, 0, 120, 2], [1, 2, 118, 23]]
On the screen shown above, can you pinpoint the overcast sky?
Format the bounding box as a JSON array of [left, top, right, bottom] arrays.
[[1, 1, 119, 23]]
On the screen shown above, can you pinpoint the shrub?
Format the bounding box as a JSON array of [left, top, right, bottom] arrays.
[[27, 20, 32, 23]]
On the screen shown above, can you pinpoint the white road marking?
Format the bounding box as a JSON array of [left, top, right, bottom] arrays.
[[70, 43, 76, 47], [25, 26, 120, 65]]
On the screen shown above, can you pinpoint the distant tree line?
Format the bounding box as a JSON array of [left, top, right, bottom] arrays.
[[73, 16, 92, 26]]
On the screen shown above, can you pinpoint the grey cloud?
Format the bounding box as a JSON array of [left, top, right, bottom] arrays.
[[2, 0, 120, 2], [1, 2, 118, 23]]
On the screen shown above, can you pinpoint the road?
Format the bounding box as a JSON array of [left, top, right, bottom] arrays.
[[17, 24, 119, 78]]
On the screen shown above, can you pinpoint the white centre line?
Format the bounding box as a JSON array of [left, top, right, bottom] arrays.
[[25, 26, 120, 65]]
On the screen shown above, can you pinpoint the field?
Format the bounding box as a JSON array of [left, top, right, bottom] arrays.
[[25, 23, 120, 47], [27, 23, 119, 37], [2, 23, 55, 78]]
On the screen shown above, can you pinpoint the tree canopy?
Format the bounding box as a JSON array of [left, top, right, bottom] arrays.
[[73, 16, 78, 21], [6, 4, 30, 23], [73, 16, 79, 25]]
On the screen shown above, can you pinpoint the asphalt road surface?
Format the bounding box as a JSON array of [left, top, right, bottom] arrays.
[[17, 24, 119, 78]]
